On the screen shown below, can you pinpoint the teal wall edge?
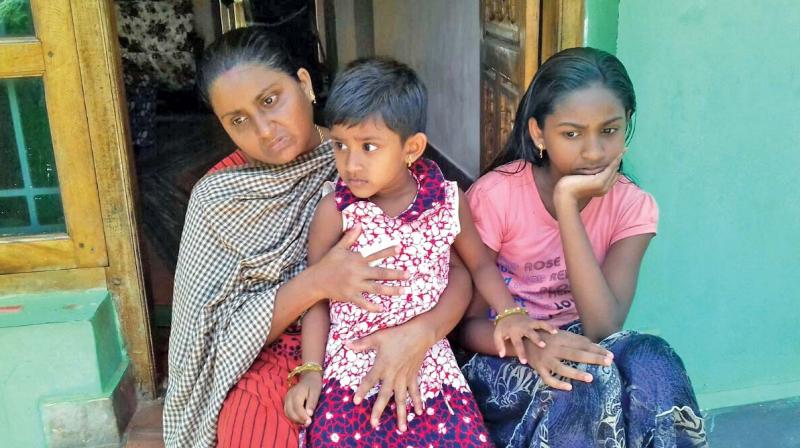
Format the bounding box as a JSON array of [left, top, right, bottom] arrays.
[[586, 0, 800, 410]]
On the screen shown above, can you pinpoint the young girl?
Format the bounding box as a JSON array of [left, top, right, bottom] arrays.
[[284, 57, 556, 446], [459, 47, 708, 447]]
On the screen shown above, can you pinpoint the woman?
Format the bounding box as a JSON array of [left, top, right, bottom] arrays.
[[163, 26, 472, 448]]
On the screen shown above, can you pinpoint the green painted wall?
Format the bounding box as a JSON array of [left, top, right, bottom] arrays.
[[605, 1, 800, 410], [584, 0, 619, 54]]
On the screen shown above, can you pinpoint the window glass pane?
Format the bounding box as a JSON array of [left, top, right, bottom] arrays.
[[0, 84, 23, 189], [0, 0, 35, 37], [0, 78, 65, 236], [16, 78, 58, 187], [0, 196, 30, 234], [34, 194, 65, 226]]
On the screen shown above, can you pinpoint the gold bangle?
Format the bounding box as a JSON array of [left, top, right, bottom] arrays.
[[287, 361, 323, 384], [493, 306, 528, 326]]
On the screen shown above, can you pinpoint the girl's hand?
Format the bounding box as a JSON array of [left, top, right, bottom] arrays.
[[526, 330, 614, 391], [311, 224, 407, 312], [554, 150, 626, 204], [348, 324, 430, 432], [493, 315, 558, 364], [283, 372, 322, 426]]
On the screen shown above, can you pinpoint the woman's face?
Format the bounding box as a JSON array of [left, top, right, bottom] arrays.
[[209, 64, 317, 165]]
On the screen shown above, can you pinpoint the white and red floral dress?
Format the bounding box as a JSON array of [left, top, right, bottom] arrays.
[[305, 159, 490, 447]]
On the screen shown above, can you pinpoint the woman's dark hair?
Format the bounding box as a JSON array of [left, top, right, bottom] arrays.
[[196, 26, 301, 105], [486, 47, 636, 174]]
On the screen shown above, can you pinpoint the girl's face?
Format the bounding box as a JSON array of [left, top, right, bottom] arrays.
[[529, 84, 628, 180], [209, 64, 317, 165], [330, 116, 425, 199]]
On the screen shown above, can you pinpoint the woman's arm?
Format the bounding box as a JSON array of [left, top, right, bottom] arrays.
[[267, 195, 405, 343], [349, 249, 472, 431], [553, 154, 653, 341]]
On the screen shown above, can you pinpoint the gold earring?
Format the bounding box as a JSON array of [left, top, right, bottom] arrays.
[[309, 91, 316, 105], [406, 157, 413, 168], [537, 143, 545, 159]]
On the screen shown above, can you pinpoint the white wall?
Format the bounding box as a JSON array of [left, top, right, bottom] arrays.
[[372, 0, 481, 177], [192, 0, 217, 46], [333, 0, 375, 68]]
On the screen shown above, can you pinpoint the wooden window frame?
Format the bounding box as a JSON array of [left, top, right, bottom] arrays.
[[0, 0, 107, 274]]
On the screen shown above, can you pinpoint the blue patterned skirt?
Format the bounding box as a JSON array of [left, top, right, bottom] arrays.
[[461, 322, 708, 447]]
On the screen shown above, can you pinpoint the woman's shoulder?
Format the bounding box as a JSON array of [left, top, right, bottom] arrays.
[[208, 149, 248, 174]]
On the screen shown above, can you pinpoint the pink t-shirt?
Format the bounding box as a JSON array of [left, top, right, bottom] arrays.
[[466, 160, 659, 327]]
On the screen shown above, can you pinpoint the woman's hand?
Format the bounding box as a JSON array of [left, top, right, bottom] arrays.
[[310, 224, 408, 312], [283, 372, 322, 426], [348, 324, 432, 432], [494, 314, 558, 364], [526, 330, 614, 391], [554, 150, 626, 205]]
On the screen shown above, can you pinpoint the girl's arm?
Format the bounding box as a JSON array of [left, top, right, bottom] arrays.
[[553, 154, 653, 341], [284, 197, 339, 425], [452, 189, 556, 361], [284, 301, 328, 425], [452, 190, 518, 312], [299, 194, 343, 365]]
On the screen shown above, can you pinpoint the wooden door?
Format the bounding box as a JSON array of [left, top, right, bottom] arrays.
[[480, 0, 585, 172]]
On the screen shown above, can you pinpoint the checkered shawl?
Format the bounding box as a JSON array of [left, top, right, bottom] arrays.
[[164, 144, 336, 447]]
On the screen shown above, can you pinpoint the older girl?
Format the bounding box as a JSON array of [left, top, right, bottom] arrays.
[[460, 47, 708, 448]]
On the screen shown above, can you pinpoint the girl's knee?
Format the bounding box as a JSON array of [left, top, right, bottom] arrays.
[[612, 334, 699, 404], [614, 333, 686, 372]]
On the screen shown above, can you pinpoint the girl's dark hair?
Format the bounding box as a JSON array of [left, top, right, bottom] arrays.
[[487, 47, 636, 174], [326, 57, 427, 141], [196, 26, 301, 105]]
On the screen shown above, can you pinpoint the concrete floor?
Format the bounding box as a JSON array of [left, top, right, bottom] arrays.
[[706, 397, 800, 447], [125, 396, 800, 447]]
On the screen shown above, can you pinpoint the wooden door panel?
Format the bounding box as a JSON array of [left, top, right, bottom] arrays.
[[480, 0, 584, 171]]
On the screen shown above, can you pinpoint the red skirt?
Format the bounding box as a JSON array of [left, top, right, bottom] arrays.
[[217, 328, 302, 447]]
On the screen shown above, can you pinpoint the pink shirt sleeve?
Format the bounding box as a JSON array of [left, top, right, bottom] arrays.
[[465, 174, 507, 252], [610, 187, 659, 245]]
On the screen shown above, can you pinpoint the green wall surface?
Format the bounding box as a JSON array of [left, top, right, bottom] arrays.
[[584, 0, 619, 54], [611, 1, 800, 410]]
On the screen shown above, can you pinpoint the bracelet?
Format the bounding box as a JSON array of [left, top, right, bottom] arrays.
[[493, 306, 528, 326], [287, 361, 323, 384]]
